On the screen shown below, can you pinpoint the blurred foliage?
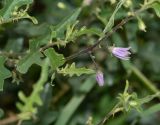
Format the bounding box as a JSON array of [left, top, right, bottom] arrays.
[[0, 0, 160, 125]]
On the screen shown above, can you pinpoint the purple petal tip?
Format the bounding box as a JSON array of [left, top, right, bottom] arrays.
[[96, 71, 104, 86]]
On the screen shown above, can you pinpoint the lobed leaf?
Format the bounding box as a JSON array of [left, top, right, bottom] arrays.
[[16, 30, 52, 74], [57, 63, 95, 77], [0, 0, 38, 25], [17, 59, 49, 120], [44, 48, 65, 71], [0, 0, 33, 19], [51, 8, 81, 38], [151, 2, 160, 17], [0, 56, 12, 91], [17, 51, 42, 74]]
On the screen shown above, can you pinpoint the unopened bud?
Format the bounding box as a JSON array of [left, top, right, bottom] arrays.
[[96, 71, 104, 86], [138, 18, 146, 32], [129, 101, 138, 107]]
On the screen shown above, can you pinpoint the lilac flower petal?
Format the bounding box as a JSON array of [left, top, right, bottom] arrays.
[[112, 50, 131, 57], [114, 53, 130, 59], [114, 53, 130, 60], [115, 52, 130, 57], [114, 49, 131, 55], [110, 46, 131, 60], [114, 51, 130, 57], [96, 71, 104, 86]]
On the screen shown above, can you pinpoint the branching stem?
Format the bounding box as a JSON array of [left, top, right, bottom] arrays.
[[65, 8, 145, 61]]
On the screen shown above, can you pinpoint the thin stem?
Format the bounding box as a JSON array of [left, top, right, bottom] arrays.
[[89, 52, 98, 70], [40, 42, 59, 52], [0, 4, 149, 62], [0, 2, 153, 67], [65, 7, 146, 61], [97, 103, 123, 125], [65, 18, 132, 61]]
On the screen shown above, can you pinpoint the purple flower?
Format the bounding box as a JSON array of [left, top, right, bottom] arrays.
[[96, 71, 104, 86], [109, 46, 131, 60]]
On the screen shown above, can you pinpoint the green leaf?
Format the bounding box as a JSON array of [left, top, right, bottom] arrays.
[[141, 103, 160, 117], [17, 51, 42, 74], [0, 56, 12, 91], [57, 63, 95, 77], [0, 0, 33, 19], [0, 0, 38, 24], [65, 21, 101, 43], [18, 91, 28, 103], [103, 0, 126, 34], [138, 92, 160, 105], [52, 8, 81, 38], [17, 59, 49, 120], [76, 27, 102, 37], [5, 38, 23, 52], [15, 23, 51, 37], [29, 25, 52, 49], [55, 76, 96, 125], [16, 31, 52, 74], [44, 48, 65, 70], [152, 2, 160, 17]]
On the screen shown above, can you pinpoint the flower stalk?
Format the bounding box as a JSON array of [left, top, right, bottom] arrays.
[[89, 52, 104, 86]]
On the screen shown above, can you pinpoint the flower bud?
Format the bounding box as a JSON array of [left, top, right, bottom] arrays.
[[96, 71, 104, 86], [129, 101, 138, 107], [138, 18, 146, 32], [108, 46, 131, 60]]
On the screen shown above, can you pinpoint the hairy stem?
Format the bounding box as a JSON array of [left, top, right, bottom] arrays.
[[97, 103, 123, 125]]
